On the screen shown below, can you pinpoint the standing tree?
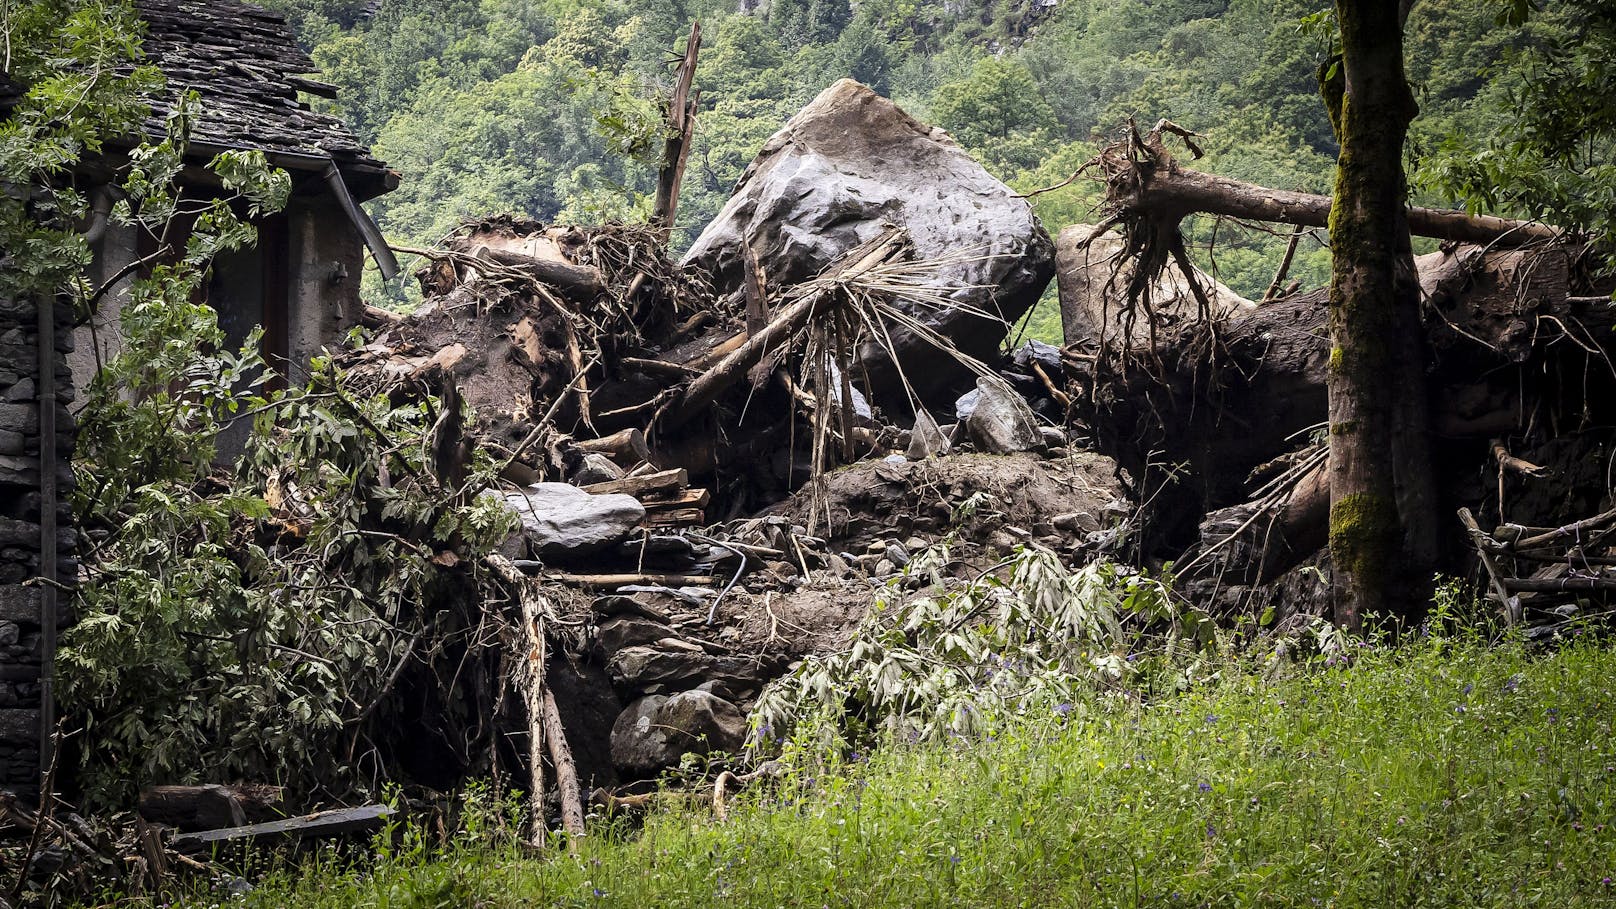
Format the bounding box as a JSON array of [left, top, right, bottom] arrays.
[[1321, 0, 1436, 630]]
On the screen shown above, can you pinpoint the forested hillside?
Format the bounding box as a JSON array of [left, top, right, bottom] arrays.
[[260, 0, 1537, 331]]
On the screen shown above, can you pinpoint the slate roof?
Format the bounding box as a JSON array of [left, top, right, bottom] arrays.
[[134, 0, 393, 199]]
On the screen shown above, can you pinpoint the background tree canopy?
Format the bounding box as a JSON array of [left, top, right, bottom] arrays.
[[255, 0, 1593, 335]]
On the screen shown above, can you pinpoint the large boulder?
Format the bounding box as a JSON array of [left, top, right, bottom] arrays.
[[684, 79, 1055, 407], [1056, 223, 1255, 351], [609, 690, 748, 775], [493, 483, 644, 559]]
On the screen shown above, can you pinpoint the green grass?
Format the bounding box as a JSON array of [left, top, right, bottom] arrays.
[[223, 639, 1616, 908]]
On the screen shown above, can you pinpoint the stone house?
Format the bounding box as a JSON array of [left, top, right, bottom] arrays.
[[0, 0, 395, 786]]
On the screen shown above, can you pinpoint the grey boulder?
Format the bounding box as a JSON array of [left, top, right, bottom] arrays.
[[963, 378, 1045, 455], [493, 482, 644, 558], [610, 690, 748, 774], [684, 79, 1055, 406]]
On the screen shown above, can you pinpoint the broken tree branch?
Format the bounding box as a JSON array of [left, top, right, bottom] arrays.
[[656, 227, 907, 431], [651, 22, 702, 233]]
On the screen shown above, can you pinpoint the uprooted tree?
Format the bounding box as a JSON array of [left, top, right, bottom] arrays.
[[1070, 3, 1576, 628]]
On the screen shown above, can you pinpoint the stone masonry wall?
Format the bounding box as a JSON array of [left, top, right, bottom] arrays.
[[0, 292, 77, 788]]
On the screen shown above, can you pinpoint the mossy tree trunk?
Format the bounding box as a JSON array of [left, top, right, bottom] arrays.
[[1323, 0, 1434, 630]]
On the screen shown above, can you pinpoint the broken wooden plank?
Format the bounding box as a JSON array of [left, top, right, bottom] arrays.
[[170, 805, 394, 850], [640, 487, 711, 509], [644, 507, 705, 526], [581, 468, 688, 497]]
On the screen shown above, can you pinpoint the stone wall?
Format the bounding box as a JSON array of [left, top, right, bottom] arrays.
[[0, 293, 77, 788]]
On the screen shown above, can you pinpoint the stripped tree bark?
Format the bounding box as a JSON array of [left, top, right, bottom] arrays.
[[485, 554, 553, 846], [541, 688, 586, 841]]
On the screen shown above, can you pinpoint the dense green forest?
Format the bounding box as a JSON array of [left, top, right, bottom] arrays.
[[257, 0, 1552, 337]]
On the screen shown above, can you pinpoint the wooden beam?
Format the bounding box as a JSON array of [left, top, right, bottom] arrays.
[[576, 428, 653, 464], [538, 572, 719, 589], [641, 487, 711, 509], [581, 468, 688, 497]]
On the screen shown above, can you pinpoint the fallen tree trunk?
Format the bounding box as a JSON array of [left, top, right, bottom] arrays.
[[1098, 122, 1561, 247], [445, 243, 607, 300], [541, 688, 586, 840]]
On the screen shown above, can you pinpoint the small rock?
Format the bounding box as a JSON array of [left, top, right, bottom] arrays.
[[884, 542, 911, 568], [595, 614, 675, 654], [962, 378, 1045, 455], [906, 407, 950, 460], [571, 452, 625, 486], [987, 530, 1019, 553], [1012, 339, 1063, 374], [0, 404, 35, 435], [826, 553, 852, 577], [2, 378, 35, 403], [1039, 426, 1067, 449], [874, 558, 896, 576], [606, 645, 713, 688], [1053, 512, 1099, 534]]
